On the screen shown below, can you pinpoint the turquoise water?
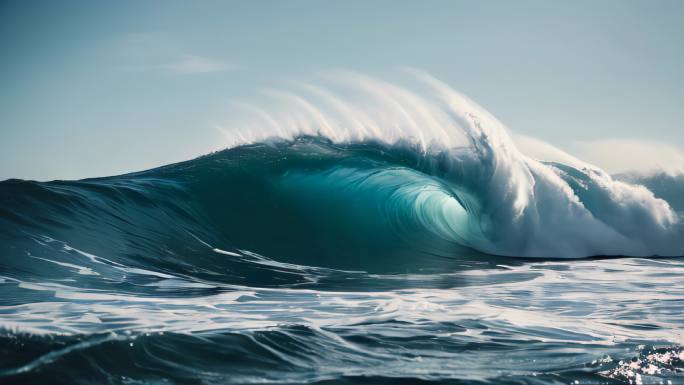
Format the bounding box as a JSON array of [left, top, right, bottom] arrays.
[[1, 138, 683, 384]]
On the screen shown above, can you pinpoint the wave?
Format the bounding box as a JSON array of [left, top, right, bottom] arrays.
[[2, 71, 684, 385], [1, 72, 682, 291]]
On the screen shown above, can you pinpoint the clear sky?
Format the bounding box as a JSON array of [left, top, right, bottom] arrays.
[[1, 0, 683, 181]]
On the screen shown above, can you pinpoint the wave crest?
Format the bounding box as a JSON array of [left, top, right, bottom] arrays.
[[1, 72, 682, 267], [211, 71, 683, 258]]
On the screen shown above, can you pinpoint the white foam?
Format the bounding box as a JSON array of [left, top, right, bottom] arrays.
[[4, 258, 684, 345], [216, 70, 683, 258]]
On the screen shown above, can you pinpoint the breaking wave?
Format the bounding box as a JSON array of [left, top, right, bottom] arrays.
[[2, 71, 684, 385], [5, 71, 682, 263]]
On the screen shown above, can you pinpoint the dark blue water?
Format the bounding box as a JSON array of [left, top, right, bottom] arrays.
[[1, 138, 683, 385]]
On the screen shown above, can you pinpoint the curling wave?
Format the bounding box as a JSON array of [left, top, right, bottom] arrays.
[[1, 72, 683, 271], [2, 72, 684, 385], [1, 138, 682, 279]]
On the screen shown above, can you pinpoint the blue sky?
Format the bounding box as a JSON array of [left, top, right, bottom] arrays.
[[1, 0, 683, 180]]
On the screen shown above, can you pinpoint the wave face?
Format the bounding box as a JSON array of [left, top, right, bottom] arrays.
[[1, 73, 684, 384], [2, 136, 681, 272]]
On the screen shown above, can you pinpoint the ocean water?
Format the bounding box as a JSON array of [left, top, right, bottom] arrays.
[[1, 138, 683, 385], [2, 75, 684, 384]]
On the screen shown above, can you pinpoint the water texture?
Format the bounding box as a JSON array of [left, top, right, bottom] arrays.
[[1, 74, 683, 384]]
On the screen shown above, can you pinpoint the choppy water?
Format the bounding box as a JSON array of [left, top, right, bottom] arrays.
[[1, 138, 683, 385], [2, 74, 684, 384], [2, 252, 684, 385]]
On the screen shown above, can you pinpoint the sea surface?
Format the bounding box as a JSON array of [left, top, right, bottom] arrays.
[[1, 137, 683, 385]]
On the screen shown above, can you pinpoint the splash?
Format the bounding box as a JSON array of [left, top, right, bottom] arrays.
[[2, 72, 684, 385], [214, 71, 683, 258]]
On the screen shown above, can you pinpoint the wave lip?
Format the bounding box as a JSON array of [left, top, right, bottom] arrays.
[[214, 71, 683, 259]]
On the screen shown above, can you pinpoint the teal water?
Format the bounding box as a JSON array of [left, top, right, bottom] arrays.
[[1, 138, 683, 384]]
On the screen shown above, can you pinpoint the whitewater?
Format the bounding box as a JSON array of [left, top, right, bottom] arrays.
[[216, 70, 684, 258], [1, 72, 683, 384]]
